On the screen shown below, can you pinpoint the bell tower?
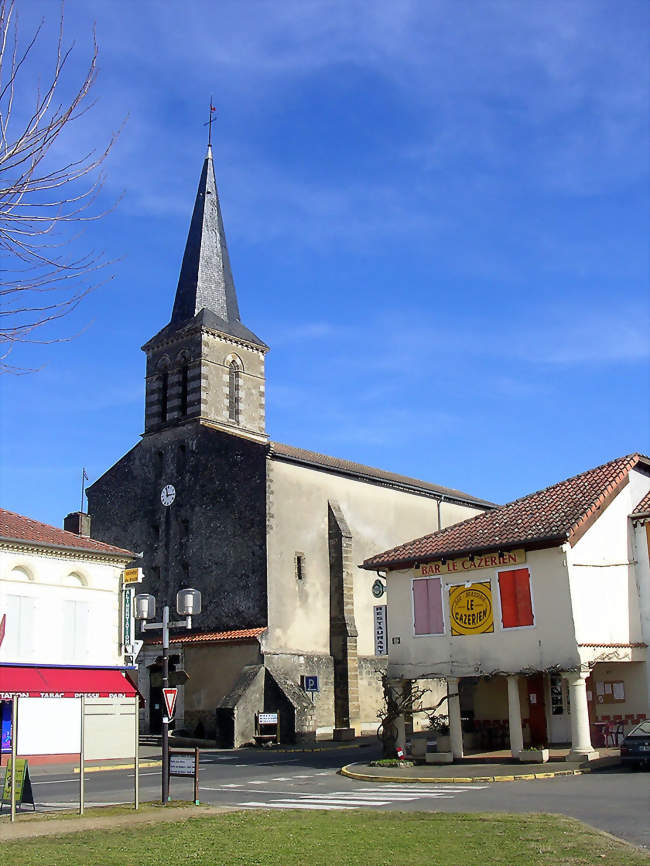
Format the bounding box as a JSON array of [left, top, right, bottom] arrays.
[[142, 146, 268, 443]]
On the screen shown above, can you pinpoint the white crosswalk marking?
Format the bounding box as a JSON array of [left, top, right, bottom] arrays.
[[242, 801, 355, 811], [237, 782, 488, 811], [269, 797, 391, 806]]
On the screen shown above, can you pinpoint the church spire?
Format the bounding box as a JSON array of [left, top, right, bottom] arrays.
[[171, 146, 241, 327]]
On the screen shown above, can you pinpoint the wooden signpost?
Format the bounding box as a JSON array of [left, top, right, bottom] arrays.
[[168, 747, 200, 805]]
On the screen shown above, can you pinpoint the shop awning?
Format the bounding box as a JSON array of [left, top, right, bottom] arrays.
[[0, 666, 139, 699]]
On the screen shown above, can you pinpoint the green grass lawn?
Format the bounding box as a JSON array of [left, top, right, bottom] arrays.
[[3, 810, 648, 865]]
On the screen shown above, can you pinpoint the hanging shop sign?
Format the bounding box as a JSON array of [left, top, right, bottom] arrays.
[[417, 549, 525, 578], [123, 587, 133, 647], [122, 568, 143, 585], [374, 605, 388, 656], [449, 581, 494, 636]]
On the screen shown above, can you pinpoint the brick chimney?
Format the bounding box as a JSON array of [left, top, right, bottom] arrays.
[[64, 511, 92, 537]]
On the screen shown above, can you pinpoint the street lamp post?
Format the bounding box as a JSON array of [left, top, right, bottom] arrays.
[[134, 588, 201, 804]]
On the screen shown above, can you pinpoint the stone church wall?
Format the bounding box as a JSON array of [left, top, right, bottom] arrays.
[[265, 456, 483, 659], [87, 423, 268, 630]]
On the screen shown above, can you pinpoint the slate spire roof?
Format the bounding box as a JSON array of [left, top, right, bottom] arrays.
[[156, 146, 266, 349], [363, 453, 650, 570]]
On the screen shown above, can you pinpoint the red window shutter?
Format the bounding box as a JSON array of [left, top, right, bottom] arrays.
[[499, 568, 533, 628], [413, 577, 444, 635]]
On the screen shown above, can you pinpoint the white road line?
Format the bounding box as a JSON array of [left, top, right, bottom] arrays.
[[241, 802, 355, 811], [271, 777, 292, 782], [32, 778, 78, 786], [276, 797, 391, 806], [289, 775, 312, 779]]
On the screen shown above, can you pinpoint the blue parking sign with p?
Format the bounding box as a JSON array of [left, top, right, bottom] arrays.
[[304, 675, 319, 693]]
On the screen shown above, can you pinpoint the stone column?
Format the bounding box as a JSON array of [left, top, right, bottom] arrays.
[[563, 670, 599, 762], [507, 675, 524, 757], [447, 677, 463, 760]]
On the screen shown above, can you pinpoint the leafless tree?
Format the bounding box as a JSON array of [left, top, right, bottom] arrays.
[[376, 673, 456, 757], [0, 0, 120, 373]]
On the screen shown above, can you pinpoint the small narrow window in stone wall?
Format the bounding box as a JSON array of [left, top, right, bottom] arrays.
[[228, 360, 240, 423], [295, 553, 305, 581]]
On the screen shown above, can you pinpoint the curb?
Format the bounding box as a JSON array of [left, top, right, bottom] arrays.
[[339, 763, 591, 784]]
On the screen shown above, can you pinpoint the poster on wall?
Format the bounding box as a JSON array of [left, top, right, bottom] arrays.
[[449, 581, 494, 636]]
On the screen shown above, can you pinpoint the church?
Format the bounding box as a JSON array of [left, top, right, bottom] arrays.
[[87, 145, 491, 746]]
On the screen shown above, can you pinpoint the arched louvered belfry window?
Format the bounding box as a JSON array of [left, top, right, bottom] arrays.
[[177, 351, 190, 417], [228, 358, 241, 423], [157, 356, 171, 424], [160, 369, 169, 422]]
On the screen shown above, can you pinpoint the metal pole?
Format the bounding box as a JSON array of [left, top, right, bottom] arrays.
[[162, 604, 169, 805], [194, 747, 199, 805], [79, 695, 85, 815], [134, 695, 140, 810], [10, 695, 17, 822]]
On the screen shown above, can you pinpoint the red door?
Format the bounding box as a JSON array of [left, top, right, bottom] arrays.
[[527, 675, 548, 745]]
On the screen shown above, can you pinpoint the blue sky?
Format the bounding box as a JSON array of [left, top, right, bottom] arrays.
[[1, 0, 648, 528]]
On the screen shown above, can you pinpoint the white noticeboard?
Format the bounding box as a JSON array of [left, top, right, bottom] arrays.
[[84, 698, 137, 760], [169, 753, 196, 776], [258, 713, 278, 725], [17, 697, 81, 755], [374, 605, 388, 656]]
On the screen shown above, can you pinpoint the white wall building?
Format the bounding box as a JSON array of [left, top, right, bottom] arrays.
[[0, 509, 138, 762], [363, 454, 650, 762]]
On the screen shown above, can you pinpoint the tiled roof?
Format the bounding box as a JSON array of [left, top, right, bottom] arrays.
[[0, 508, 135, 559], [269, 442, 494, 507], [363, 454, 650, 570], [147, 627, 265, 646], [631, 489, 650, 517]]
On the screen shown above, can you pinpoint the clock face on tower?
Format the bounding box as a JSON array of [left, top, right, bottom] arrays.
[[160, 484, 176, 506]]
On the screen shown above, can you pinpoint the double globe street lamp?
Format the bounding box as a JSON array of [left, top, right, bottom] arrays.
[[134, 587, 202, 804]]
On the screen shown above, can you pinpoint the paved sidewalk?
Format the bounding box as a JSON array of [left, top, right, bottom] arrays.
[[341, 747, 622, 783]]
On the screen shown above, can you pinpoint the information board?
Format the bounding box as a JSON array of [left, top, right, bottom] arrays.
[[169, 752, 196, 776]]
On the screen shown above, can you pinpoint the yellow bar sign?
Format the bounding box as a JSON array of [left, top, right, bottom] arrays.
[[123, 568, 143, 585], [417, 548, 526, 577], [449, 581, 494, 636]]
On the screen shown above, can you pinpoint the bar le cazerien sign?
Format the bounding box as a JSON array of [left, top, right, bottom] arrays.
[[415, 548, 526, 578]]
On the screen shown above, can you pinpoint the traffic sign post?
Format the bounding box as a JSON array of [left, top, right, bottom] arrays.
[[163, 687, 177, 720]]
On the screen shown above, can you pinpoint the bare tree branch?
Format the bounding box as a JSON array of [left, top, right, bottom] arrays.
[[0, 0, 123, 373]]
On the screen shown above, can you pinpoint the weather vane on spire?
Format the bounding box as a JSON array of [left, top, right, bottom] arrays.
[[204, 98, 217, 147]]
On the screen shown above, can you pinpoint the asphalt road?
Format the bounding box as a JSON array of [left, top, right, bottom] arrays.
[[23, 745, 650, 852]]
